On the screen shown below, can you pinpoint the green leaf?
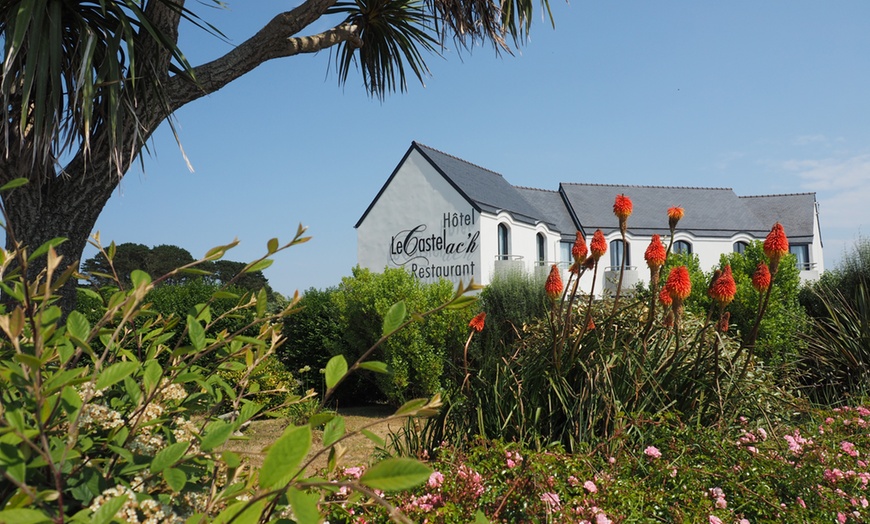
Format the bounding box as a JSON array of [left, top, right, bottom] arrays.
[[0, 509, 52, 524], [267, 238, 279, 254], [358, 361, 389, 374], [150, 441, 190, 473], [287, 488, 321, 524], [322, 416, 345, 447], [164, 467, 187, 492], [95, 361, 138, 390], [129, 269, 152, 288], [212, 500, 265, 524], [359, 458, 432, 491], [382, 301, 407, 336], [325, 355, 347, 390], [222, 451, 241, 469], [66, 311, 91, 341], [91, 494, 128, 524], [142, 360, 162, 395], [0, 178, 29, 192], [259, 425, 311, 489], [395, 398, 428, 416], [446, 295, 478, 309], [186, 315, 206, 351], [361, 429, 385, 447], [200, 420, 234, 451], [27, 238, 66, 262], [245, 259, 273, 273], [474, 510, 492, 523]]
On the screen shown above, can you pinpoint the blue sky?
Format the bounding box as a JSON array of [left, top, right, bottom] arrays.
[[89, 1, 870, 296]]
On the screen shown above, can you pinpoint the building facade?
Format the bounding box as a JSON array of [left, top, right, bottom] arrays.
[[356, 142, 824, 294]]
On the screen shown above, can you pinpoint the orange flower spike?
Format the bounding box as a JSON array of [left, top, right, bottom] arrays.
[[763, 222, 789, 267], [658, 286, 673, 307], [590, 230, 607, 260], [545, 264, 563, 301], [468, 312, 486, 333], [613, 194, 633, 233], [644, 234, 667, 269], [572, 231, 588, 263], [709, 265, 737, 306], [665, 266, 692, 302], [752, 262, 771, 293], [667, 206, 685, 231]]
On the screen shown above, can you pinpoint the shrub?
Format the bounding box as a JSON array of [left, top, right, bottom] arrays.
[[286, 266, 474, 406], [0, 227, 449, 523], [718, 241, 807, 368]]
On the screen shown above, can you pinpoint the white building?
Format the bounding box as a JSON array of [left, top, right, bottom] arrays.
[[356, 142, 824, 294]]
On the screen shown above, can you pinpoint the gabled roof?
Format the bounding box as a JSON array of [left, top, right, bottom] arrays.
[[514, 187, 579, 240], [356, 142, 556, 229], [413, 143, 555, 227], [740, 193, 818, 244]]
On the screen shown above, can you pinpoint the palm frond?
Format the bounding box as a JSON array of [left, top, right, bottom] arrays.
[[329, 0, 439, 100], [0, 0, 225, 175]]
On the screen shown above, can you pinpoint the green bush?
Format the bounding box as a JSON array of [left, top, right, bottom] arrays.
[[328, 266, 473, 405], [280, 286, 343, 389], [718, 241, 807, 368], [0, 231, 444, 523]]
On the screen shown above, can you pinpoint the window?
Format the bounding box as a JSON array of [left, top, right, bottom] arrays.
[[673, 240, 693, 255], [790, 244, 811, 270], [609, 239, 630, 268], [497, 224, 510, 260], [733, 241, 749, 254], [536, 233, 546, 265], [560, 242, 572, 264]]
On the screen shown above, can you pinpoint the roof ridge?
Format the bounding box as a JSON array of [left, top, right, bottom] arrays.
[[560, 182, 734, 191], [739, 192, 816, 199], [413, 141, 506, 178], [514, 185, 556, 193]]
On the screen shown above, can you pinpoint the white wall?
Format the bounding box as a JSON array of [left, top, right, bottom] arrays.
[[479, 211, 561, 285], [357, 150, 482, 286]]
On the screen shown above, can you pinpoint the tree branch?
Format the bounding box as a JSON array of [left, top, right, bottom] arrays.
[[165, 0, 359, 111]]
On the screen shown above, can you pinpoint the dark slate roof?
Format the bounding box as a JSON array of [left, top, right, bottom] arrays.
[[559, 183, 774, 238], [413, 143, 556, 227], [740, 193, 818, 244], [514, 187, 579, 240]]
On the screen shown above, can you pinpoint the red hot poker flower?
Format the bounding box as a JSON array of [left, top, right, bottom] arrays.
[[709, 265, 736, 306], [572, 231, 588, 263], [545, 264, 563, 301], [665, 266, 692, 302], [764, 222, 789, 266], [667, 206, 684, 231], [613, 194, 633, 232], [468, 312, 486, 333], [752, 262, 771, 293], [659, 286, 673, 307], [644, 234, 667, 269], [590, 230, 607, 260]]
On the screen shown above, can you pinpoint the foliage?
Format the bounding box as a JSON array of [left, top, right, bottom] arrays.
[[283, 266, 475, 405], [418, 205, 793, 455], [801, 235, 870, 319], [342, 405, 870, 523], [216, 355, 299, 414], [799, 279, 870, 404], [718, 241, 807, 368], [0, 223, 462, 523], [80, 243, 271, 294], [280, 286, 343, 389]]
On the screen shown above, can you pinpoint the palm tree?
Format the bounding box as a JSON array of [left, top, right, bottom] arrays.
[[0, 0, 552, 312]]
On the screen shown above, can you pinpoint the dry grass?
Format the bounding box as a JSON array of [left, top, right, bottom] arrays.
[[221, 404, 399, 475]]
